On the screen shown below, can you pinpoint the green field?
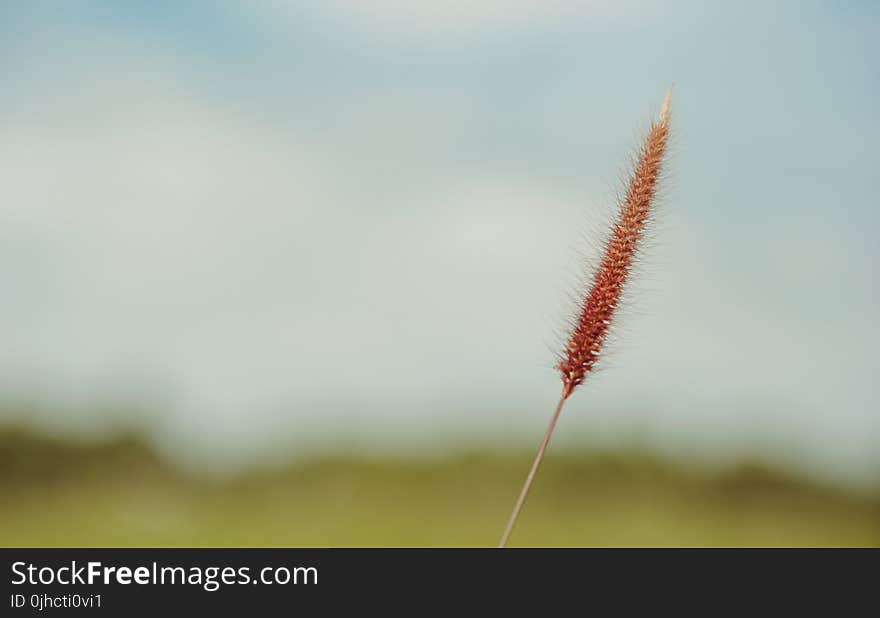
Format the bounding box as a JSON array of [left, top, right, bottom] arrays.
[[1, 430, 877, 547]]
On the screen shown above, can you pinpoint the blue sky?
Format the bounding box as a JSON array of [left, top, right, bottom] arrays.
[[0, 2, 877, 485]]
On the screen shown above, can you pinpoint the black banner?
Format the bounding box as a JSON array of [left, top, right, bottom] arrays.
[[1, 548, 875, 614]]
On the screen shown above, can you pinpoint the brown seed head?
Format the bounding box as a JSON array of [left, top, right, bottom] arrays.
[[558, 88, 672, 398]]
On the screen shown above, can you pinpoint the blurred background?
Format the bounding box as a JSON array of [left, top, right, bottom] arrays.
[[0, 1, 877, 546]]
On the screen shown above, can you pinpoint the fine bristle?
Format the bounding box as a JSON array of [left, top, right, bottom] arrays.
[[557, 90, 671, 398], [660, 85, 672, 123]]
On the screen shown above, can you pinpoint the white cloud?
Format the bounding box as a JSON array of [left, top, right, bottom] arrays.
[[261, 0, 675, 45]]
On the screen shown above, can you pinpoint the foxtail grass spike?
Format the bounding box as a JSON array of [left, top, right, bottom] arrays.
[[498, 88, 672, 548]]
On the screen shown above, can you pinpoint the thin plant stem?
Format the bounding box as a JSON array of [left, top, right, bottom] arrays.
[[498, 389, 570, 548]]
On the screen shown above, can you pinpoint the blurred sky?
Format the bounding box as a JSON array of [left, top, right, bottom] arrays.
[[0, 2, 877, 485]]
